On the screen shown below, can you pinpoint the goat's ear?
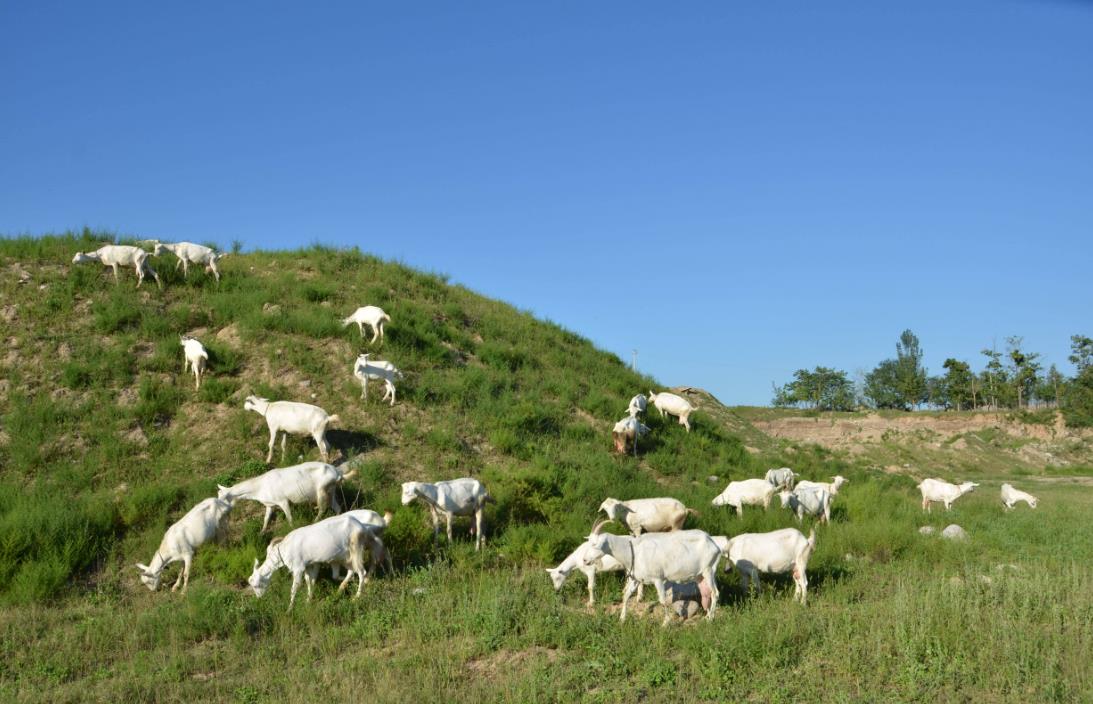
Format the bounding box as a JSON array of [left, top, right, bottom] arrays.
[[134, 563, 149, 573], [252, 558, 259, 570], [217, 484, 229, 493]]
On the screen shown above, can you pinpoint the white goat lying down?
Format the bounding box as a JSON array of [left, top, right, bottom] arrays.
[[152, 241, 226, 282], [217, 461, 358, 532], [778, 487, 832, 524], [401, 478, 494, 550], [180, 336, 208, 389], [917, 478, 978, 512], [598, 497, 697, 536], [711, 479, 777, 515], [765, 467, 797, 490], [627, 394, 647, 418], [248, 514, 378, 609], [243, 396, 340, 463], [795, 475, 848, 496], [71, 245, 161, 288], [611, 416, 650, 456], [720, 527, 816, 605], [1000, 483, 1038, 511], [135, 496, 234, 593], [647, 390, 696, 432], [583, 523, 722, 625], [342, 305, 390, 343], [353, 353, 403, 405]]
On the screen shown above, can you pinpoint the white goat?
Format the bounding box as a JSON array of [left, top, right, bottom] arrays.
[[795, 476, 849, 496], [546, 541, 629, 606], [778, 487, 832, 524], [247, 514, 376, 609], [135, 496, 234, 593], [342, 305, 390, 343], [342, 509, 395, 575], [71, 245, 161, 288], [1000, 483, 1039, 511], [627, 394, 647, 418], [582, 523, 722, 625], [353, 353, 403, 405], [611, 416, 650, 456], [917, 478, 979, 512], [180, 336, 208, 390], [647, 390, 696, 432], [598, 497, 697, 536], [401, 478, 493, 550], [217, 461, 358, 532], [243, 396, 340, 463], [711, 479, 777, 515], [151, 241, 226, 282], [720, 527, 816, 605], [765, 467, 797, 490]]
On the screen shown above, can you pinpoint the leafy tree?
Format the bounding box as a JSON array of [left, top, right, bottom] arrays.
[[864, 359, 903, 409], [1035, 364, 1065, 409], [772, 367, 856, 411], [980, 347, 1007, 409], [941, 358, 974, 411], [1006, 336, 1041, 409], [895, 330, 929, 410], [1064, 334, 1093, 427]]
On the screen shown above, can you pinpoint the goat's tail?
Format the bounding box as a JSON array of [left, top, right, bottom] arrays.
[[348, 527, 366, 574], [382, 313, 391, 322], [323, 414, 341, 428], [337, 468, 358, 483], [483, 491, 496, 505], [797, 528, 817, 569], [685, 508, 700, 518]]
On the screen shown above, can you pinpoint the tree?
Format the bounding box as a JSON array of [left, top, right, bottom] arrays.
[[941, 358, 974, 411], [1035, 365, 1065, 409], [980, 347, 1007, 409], [1063, 334, 1093, 427], [1006, 336, 1041, 409], [864, 359, 904, 409], [1069, 335, 1093, 371], [895, 330, 929, 410], [772, 367, 856, 411]]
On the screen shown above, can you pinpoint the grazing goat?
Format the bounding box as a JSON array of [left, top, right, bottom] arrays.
[[401, 478, 493, 550], [720, 527, 816, 604], [180, 336, 208, 390], [778, 487, 832, 524], [611, 416, 650, 456], [217, 461, 358, 532], [342, 305, 390, 343], [151, 241, 226, 282], [711, 479, 777, 515], [546, 541, 631, 606], [353, 353, 403, 405], [917, 478, 978, 512], [647, 390, 696, 432], [598, 497, 697, 536], [765, 467, 797, 490], [247, 514, 376, 609], [135, 496, 234, 593], [627, 394, 647, 418], [582, 523, 722, 625], [243, 396, 340, 463], [1000, 483, 1038, 511], [795, 476, 849, 496], [341, 509, 395, 575], [71, 245, 161, 288]]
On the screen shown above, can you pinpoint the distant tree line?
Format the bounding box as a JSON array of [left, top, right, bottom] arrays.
[[772, 330, 1093, 427]]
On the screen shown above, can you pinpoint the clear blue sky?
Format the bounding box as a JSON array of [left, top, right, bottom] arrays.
[[2, 1, 1090, 405]]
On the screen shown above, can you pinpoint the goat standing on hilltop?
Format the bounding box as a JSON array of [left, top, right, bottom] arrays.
[[647, 390, 696, 432], [151, 241, 227, 283]]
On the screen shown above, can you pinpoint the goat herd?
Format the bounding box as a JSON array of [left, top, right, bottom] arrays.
[[71, 243, 1042, 624]]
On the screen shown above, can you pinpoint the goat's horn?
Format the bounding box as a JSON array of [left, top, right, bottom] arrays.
[[590, 519, 613, 535]]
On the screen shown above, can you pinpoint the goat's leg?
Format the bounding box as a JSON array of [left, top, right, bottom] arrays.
[[180, 556, 193, 593], [445, 513, 453, 544], [315, 485, 327, 518], [169, 561, 184, 592], [266, 428, 277, 463], [703, 570, 719, 619], [210, 260, 221, 283], [111, 264, 120, 284], [305, 565, 318, 601], [329, 487, 341, 514], [279, 501, 294, 525], [288, 573, 301, 610], [315, 432, 328, 462], [620, 577, 638, 622], [370, 324, 380, 344], [261, 505, 275, 532], [429, 507, 440, 544], [475, 509, 484, 551], [174, 258, 183, 272], [586, 571, 596, 606], [655, 580, 672, 627], [280, 432, 288, 462]]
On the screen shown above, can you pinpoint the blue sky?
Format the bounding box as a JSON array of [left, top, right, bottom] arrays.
[[2, 1, 1090, 405]]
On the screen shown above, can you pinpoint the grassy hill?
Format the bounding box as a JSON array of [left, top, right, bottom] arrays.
[[1, 232, 1091, 702]]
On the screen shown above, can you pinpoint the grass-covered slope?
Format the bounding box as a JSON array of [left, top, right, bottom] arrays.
[[1, 232, 1091, 702]]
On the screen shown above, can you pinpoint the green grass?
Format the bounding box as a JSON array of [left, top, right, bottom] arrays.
[[1, 232, 1091, 702]]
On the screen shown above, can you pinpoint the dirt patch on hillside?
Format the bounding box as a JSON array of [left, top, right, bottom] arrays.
[[465, 647, 558, 678]]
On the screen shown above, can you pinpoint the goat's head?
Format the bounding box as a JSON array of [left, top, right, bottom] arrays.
[[216, 485, 236, 505], [711, 487, 732, 507], [777, 490, 794, 508], [831, 475, 849, 488], [71, 252, 93, 264], [598, 498, 623, 519], [400, 482, 421, 506], [959, 481, 979, 493], [247, 557, 270, 597], [582, 529, 614, 565], [545, 567, 567, 591], [134, 563, 162, 591], [152, 242, 167, 256], [243, 396, 266, 413]]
